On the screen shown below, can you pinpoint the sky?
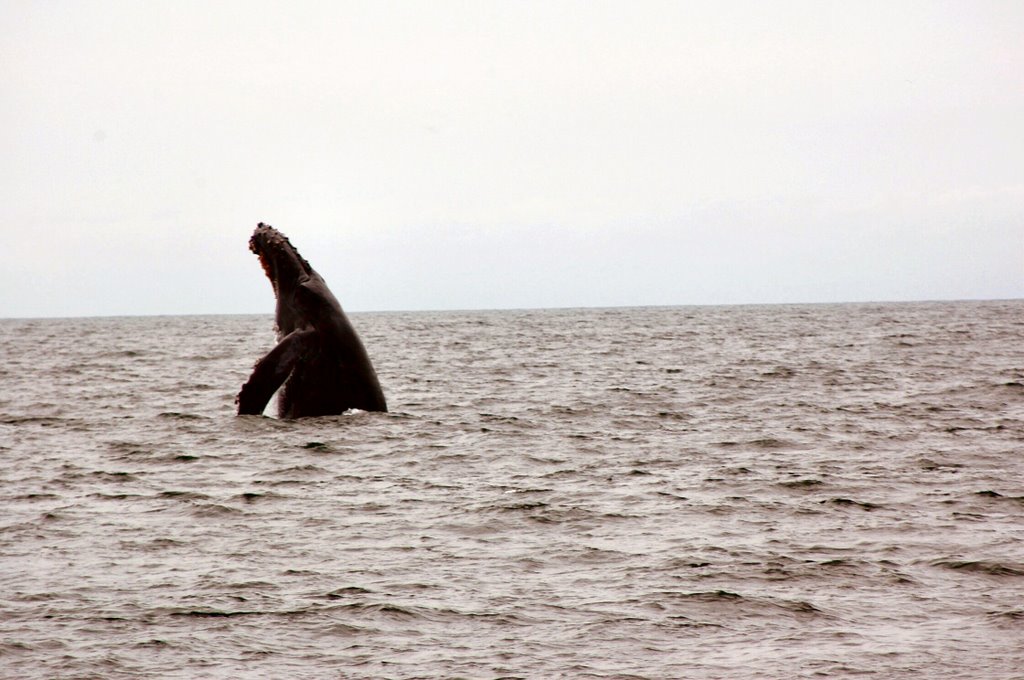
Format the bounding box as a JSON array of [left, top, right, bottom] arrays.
[[1, 0, 1022, 317]]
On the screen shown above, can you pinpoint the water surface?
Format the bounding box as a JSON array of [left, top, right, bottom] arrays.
[[1, 302, 1022, 678]]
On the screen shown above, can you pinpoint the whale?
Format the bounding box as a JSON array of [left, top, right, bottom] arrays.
[[237, 223, 387, 417]]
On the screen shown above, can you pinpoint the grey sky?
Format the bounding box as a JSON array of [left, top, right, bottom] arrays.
[[2, 1, 1021, 317]]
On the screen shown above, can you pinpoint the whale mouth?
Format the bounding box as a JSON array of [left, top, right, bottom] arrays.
[[249, 223, 314, 293]]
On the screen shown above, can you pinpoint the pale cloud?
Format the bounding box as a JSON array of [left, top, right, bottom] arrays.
[[1, 1, 1021, 317]]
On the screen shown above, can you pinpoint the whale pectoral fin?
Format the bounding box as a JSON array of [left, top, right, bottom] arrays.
[[237, 329, 316, 415]]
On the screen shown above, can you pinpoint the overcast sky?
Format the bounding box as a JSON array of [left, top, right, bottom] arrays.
[[2, 1, 1021, 317]]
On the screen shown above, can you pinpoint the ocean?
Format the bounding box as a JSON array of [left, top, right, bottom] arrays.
[[1, 301, 1022, 679]]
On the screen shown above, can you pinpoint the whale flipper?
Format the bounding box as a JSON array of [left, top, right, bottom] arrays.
[[237, 328, 315, 416]]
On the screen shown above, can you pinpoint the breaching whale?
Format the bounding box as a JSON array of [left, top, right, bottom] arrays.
[[237, 223, 387, 417]]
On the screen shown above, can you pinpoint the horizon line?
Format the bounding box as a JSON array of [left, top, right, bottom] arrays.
[[2, 296, 1021, 322]]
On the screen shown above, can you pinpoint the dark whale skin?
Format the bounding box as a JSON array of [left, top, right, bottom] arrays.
[[237, 223, 387, 418]]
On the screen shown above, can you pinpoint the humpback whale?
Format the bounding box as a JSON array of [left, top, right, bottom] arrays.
[[237, 223, 387, 417]]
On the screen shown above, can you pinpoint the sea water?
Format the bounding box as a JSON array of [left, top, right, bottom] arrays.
[[1, 301, 1022, 678]]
